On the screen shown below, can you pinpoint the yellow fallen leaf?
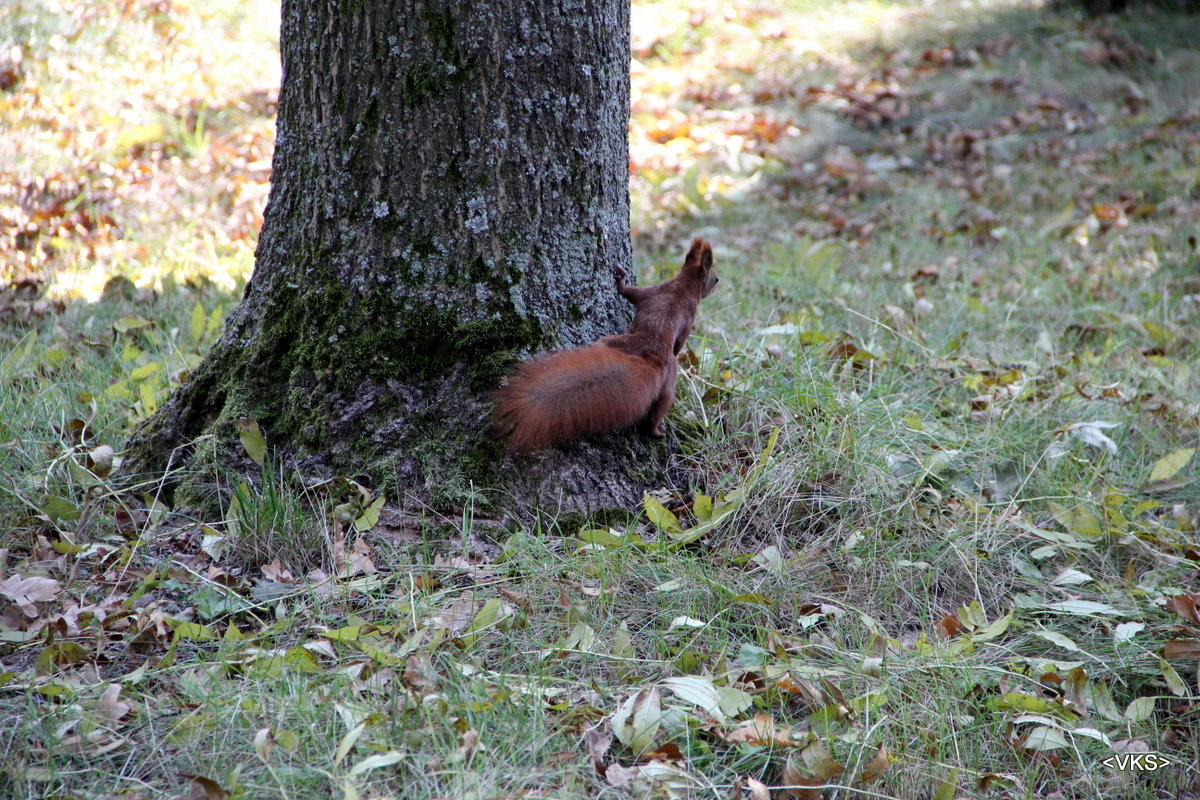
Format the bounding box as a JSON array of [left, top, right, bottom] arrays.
[[1149, 448, 1195, 482]]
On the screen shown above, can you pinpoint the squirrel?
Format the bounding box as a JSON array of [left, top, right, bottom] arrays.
[[493, 238, 718, 451]]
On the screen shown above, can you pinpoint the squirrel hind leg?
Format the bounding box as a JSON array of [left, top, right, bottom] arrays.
[[643, 398, 671, 438]]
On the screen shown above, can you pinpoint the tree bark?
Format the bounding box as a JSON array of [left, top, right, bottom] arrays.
[[125, 0, 679, 524]]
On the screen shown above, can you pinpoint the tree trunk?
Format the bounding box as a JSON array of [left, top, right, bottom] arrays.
[[124, 0, 678, 525]]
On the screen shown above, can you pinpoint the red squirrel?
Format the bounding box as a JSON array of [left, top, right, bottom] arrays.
[[494, 238, 718, 451]]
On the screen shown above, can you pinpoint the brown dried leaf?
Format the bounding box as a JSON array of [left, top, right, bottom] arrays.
[[780, 757, 824, 800], [605, 762, 637, 788], [584, 725, 613, 776], [87, 444, 114, 476], [1063, 667, 1089, 715], [1164, 594, 1200, 626], [438, 595, 478, 636], [0, 574, 62, 617], [402, 653, 438, 691], [725, 713, 808, 747], [498, 587, 531, 611], [800, 740, 845, 779], [746, 776, 771, 800], [1163, 640, 1200, 659], [178, 774, 228, 800], [934, 612, 968, 639], [340, 535, 376, 578], [95, 683, 131, 726], [645, 741, 684, 761], [859, 743, 890, 784], [457, 728, 479, 762], [1111, 738, 1153, 754], [260, 561, 296, 583]]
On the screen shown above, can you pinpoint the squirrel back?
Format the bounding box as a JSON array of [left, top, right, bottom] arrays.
[[493, 239, 718, 451]]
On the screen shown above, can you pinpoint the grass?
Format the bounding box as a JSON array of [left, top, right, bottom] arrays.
[[2, 0, 1200, 798]]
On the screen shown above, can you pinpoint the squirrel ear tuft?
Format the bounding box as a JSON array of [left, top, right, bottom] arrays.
[[685, 237, 709, 266]]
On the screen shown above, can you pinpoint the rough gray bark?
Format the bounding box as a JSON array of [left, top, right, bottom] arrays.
[[125, 0, 681, 522]]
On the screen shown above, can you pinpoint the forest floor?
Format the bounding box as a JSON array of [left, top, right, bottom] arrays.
[[2, 0, 1199, 798]]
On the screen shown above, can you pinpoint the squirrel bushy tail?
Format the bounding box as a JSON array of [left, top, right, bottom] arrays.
[[494, 345, 663, 452]]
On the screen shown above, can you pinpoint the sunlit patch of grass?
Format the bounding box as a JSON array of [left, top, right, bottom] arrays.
[[628, 1, 959, 242], [0, 0, 278, 297]]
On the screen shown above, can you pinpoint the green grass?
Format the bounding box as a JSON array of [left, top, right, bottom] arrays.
[[3, 0, 1200, 798]]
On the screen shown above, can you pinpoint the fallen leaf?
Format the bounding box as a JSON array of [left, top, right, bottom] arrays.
[[1022, 726, 1069, 751], [933, 766, 959, 800], [95, 683, 131, 726], [236, 417, 266, 467], [0, 575, 62, 617], [1149, 448, 1195, 482], [1057, 420, 1122, 455], [745, 776, 770, 800], [780, 757, 823, 800], [643, 493, 683, 534], [1124, 697, 1154, 722], [611, 687, 661, 756], [605, 761, 636, 788], [934, 612, 967, 638], [178, 774, 227, 800], [87, 444, 115, 476], [662, 676, 724, 722], [348, 750, 404, 777], [1164, 593, 1199, 625], [584, 726, 613, 775], [1114, 622, 1145, 643], [60, 730, 126, 756], [859, 743, 890, 783], [1163, 640, 1200, 659], [725, 713, 807, 747], [800, 739, 845, 779], [253, 728, 273, 763]]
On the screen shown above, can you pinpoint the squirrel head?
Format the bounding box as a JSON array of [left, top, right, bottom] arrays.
[[683, 238, 719, 298]]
